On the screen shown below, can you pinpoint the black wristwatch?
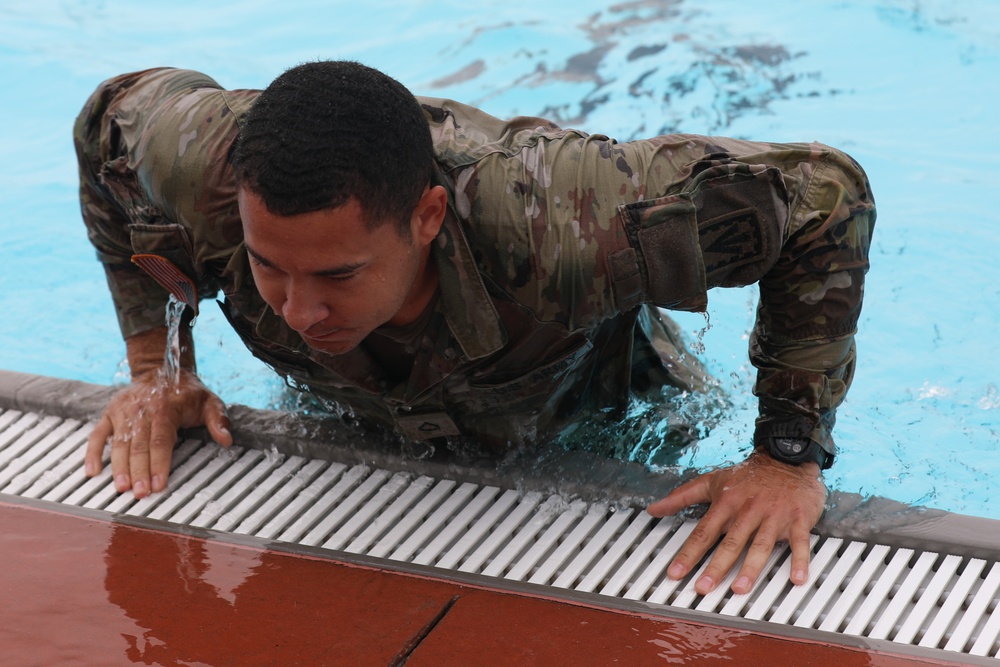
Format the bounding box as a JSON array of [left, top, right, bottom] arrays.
[[765, 437, 833, 469]]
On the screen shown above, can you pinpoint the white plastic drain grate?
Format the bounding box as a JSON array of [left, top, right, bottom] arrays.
[[2, 406, 999, 661]]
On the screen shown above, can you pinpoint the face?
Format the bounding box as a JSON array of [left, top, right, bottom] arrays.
[[238, 186, 447, 355]]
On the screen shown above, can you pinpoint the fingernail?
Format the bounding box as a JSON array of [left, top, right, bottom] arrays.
[[115, 473, 129, 491], [697, 575, 714, 592], [152, 475, 163, 492], [668, 563, 686, 579], [133, 479, 146, 497], [85, 461, 97, 476], [734, 576, 751, 593], [792, 568, 807, 585]]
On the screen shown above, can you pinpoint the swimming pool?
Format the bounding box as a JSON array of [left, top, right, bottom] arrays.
[[1, 0, 997, 518]]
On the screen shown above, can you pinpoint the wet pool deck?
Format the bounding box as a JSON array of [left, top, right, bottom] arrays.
[[1, 496, 970, 667]]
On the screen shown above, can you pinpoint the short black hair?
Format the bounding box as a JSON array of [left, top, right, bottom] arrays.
[[232, 60, 434, 234]]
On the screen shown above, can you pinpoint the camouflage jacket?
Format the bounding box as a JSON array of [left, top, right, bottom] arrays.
[[75, 68, 876, 457]]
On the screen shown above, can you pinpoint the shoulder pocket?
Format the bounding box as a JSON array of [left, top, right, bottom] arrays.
[[615, 194, 707, 312]]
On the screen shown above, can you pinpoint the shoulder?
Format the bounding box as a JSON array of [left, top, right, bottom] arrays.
[[107, 70, 256, 251], [417, 96, 586, 169]]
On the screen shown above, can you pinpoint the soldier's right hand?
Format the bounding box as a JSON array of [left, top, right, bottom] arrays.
[[84, 368, 232, 498]]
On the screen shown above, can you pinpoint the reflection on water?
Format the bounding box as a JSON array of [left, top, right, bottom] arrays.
[[104, 525, 264, 665], [648, 624, 743, 664]]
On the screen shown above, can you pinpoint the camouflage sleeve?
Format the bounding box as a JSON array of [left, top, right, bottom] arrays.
[[749, 148, 876, 463], [73, 69, 178, 339], [73, 68, 245, 339], [581, 135, 874, 462]]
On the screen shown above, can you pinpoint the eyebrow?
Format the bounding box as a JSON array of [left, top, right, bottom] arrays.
[[245, 243, 366, 277]]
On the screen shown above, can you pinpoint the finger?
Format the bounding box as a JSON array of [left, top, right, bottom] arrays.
[[202, 396, 233, 447], [788, 522, 815, 586], [731, 522, 782, 594], [109, 423, 133, 493], [128, 417, 153, 498], [695, 514, 762, 595], [646, 474, 712, 517], [665, 506, 730, 583], [148, 417, 178, 493], [85, 415, 113, 477]]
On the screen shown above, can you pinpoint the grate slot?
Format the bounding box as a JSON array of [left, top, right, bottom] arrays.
[[277, 464, 369, 543], [322, 471, 412, 551], [3, 420, 90, 496], [300, 467, 390, 547], [212, 455, 309, 532], [529, 504, 608, 587], [458, 492, 542, 572], [771, 537, 844, 625], [368, 478, 456, 559], [0, 418, 81, 489], [345, 474, 436, 555], [948, 562, 1000, 653], [599, 515, 673, 598], [970, 568, 1000, 657], [232, 460, 330, 539], [171, 449, 267, 525], [796, 539, 867, 629], [404, 483, 486, 569], [505, 499, 588, 582], [620, 518, 693, 601], [896, 554, 964, 645], [924, 557, 988, 649], [819, 543, 891, 633], [869, 551, 940, 640], [552, 508, 633, 590]]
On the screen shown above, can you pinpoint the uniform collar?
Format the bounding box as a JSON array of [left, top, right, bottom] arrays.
[[432, 207, 507, 361]]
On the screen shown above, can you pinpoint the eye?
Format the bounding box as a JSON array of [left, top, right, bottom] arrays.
[[324, 272, 358, 283], [248, 257, 286, 281]]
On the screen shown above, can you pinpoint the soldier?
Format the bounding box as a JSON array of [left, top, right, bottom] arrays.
[[74, 61, 875, 595]]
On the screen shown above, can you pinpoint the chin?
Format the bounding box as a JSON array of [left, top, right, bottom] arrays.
[[303, 334, 363, 356]]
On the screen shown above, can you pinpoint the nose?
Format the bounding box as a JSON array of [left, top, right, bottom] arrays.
[[280, 278, 330, 333]]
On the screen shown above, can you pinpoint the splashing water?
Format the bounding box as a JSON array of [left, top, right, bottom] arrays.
[[162, 295, 187, 386]]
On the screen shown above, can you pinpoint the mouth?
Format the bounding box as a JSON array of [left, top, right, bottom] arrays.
[[301, 328, 348, 343]]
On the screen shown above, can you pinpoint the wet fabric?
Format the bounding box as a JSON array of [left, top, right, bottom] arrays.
[[74, 67, 875, 457]]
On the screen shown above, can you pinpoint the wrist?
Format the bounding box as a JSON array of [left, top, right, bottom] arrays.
[[125, 326, 196, 378], [756, 436, 833, 469]]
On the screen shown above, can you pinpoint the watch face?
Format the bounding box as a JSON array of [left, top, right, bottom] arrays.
[[768, 436, 831, 468], [775, 437, 808, 457]]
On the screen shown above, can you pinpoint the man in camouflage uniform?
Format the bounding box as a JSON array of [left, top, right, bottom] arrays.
[[75, 62, 875, 595]]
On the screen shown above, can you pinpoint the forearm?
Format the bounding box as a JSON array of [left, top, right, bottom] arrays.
[[125, 326, 196, 379], [751, 333, 856, 454], [751, 149, 876, 458]]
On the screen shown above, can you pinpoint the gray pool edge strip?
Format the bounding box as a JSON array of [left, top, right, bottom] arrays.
[[3, 368, 1000, 561], [3, 492, 992, 667]]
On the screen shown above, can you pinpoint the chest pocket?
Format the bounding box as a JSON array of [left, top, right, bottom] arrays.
[[456, 338, 594, 416]]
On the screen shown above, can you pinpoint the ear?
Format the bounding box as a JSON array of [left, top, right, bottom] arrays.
[[409, 185, 448, 247]]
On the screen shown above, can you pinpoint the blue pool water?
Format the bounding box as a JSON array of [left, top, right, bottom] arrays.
[[1, 0, 998, 517]]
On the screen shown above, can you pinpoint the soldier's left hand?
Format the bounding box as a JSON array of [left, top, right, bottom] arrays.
[[646, 450, 827, 595]]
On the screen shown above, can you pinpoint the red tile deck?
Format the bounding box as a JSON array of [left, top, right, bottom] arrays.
[[0, 499, 970, 666]]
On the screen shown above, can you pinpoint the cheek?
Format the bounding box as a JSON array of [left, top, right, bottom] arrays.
[[249, 269, 285, 308]]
